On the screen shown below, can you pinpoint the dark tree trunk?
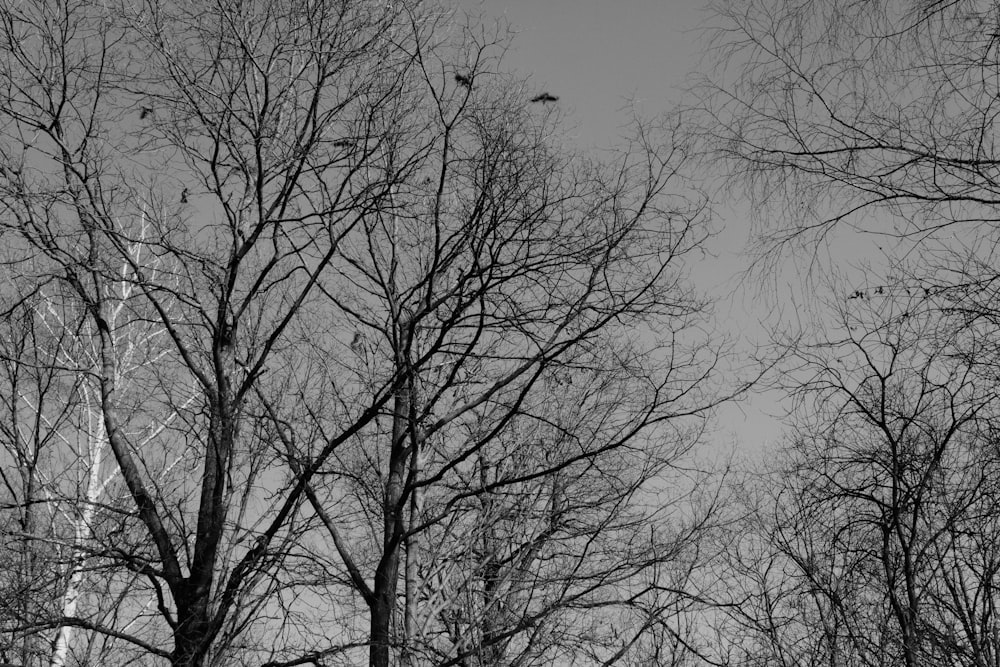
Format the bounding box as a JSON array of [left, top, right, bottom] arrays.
[[171, 612, 210, 667], [370, 317, 414, 667], [369, 564, 399, 667], [170, 382, 237, 667]]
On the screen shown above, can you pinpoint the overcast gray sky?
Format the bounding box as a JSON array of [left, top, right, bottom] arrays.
[[454, 0, 707, 147]]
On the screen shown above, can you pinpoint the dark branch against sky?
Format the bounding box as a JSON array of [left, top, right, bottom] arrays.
[[452, 0, 789, 456]]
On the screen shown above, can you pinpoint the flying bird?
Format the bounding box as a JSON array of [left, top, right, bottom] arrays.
[[332, 138, 354, 149], [180, 188, 189, 204], [454, 73, 473, 89], [530, 92, 559, 104]]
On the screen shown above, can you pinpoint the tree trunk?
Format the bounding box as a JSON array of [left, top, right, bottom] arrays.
[[402, 455, 421, 667], [171, 630, 209, 667], [371, 316, 414, 667], [477, 456, 503, 667], [370, 401, 406, 667], [369, 567, 398, 667], [370, 408, 408, 666], [50, 410, 109, 667], [170, 401, 236, 667], [171, 583, 214, 667]]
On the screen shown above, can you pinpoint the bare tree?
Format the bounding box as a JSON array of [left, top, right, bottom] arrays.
[[0, 270, 169, 667], [0, 0, 445, 663], [263, 55, 733, 665], [695, 5, 1000, 663], [707, 293, 1000, 667], [0, 296, 82, 667], [0, 1, 739, 665], [697, 0, 1000, 286]]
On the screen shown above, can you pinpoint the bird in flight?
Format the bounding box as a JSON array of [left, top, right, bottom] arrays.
[[180, 188, 189, 204], [454, 73, 473, 89], [530, 92, 559, 103]]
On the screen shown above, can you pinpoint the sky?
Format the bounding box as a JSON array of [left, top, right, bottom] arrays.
[[451, 0, 787, 459], [453, 0, 708, 148]]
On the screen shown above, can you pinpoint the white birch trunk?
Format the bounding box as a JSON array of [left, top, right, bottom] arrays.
[[50, 397, 108, 667]]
